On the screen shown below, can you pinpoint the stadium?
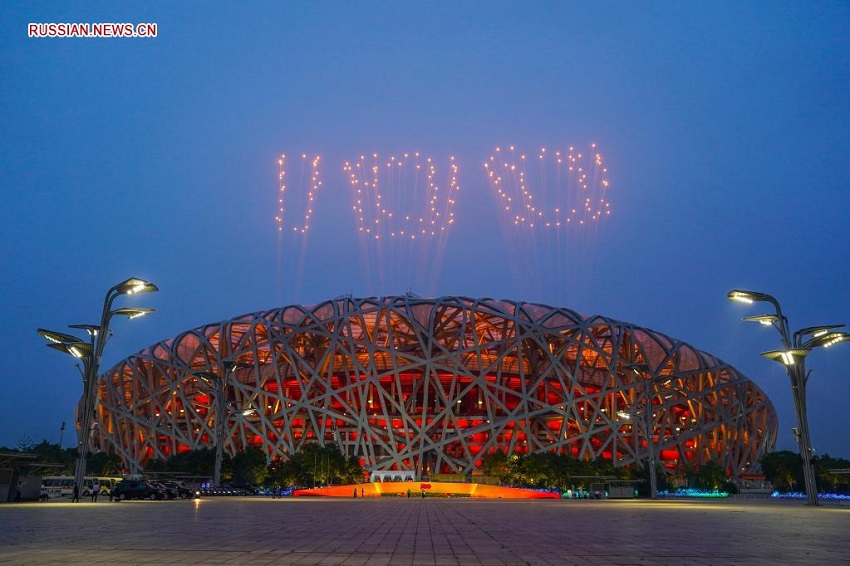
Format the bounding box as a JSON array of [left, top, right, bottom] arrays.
[[93, 296, 777, 481]]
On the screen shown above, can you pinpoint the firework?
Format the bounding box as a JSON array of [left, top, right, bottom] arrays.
[[483, 143, 612, 304], [343, 152, 459, 293], [484, 144, 610, 231], [344, 153, 458, 241], [275, 153, 323, 304], [276, 154, 322, 234]]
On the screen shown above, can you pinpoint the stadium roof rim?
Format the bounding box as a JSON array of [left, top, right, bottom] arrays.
[[131, 295, 719, 370]]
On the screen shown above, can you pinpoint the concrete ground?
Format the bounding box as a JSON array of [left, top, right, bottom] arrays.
[[0, 497, 848, 565]]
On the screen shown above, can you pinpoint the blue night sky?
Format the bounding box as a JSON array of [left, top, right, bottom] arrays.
[[2, 2, 849, 457]]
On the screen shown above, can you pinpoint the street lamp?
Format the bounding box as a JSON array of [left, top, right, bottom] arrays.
[[728, 289, 849, 506], [193, 361, 252, 487], [37, 277, 157, 500]]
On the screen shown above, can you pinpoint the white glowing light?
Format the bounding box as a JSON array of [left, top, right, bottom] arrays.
[[484, 143, 611, 233], [277, 153, 322, 235]]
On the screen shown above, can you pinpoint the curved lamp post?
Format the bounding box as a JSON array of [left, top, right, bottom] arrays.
[[38, 277, 157, 499], [728, 289, 849, 506]]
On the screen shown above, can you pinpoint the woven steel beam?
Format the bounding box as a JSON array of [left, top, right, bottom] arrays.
[[95, 296, 777, 480]]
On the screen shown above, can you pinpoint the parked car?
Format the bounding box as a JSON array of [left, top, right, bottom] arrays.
[[161, 481, 199, 499], [201, 486, 248, 496], [151, 481, 178, 500], [112, 479, 166, 501]]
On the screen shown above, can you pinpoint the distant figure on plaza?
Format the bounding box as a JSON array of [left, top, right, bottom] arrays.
[[91, 480, 100, 502], [14, 488, 21, 503], [353, 488, 357, 498], [361, 487, 364, 498], [71, 484, 80, 503]]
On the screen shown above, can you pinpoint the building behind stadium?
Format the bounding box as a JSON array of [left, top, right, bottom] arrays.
[[92, 296, 777, 480]]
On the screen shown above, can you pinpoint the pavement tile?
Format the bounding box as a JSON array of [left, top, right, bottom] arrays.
[[1, 498, 849, 565]]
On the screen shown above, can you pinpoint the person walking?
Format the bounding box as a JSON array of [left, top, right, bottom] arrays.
[[71, 484, 80, 503], [91, 480, 100, 502]]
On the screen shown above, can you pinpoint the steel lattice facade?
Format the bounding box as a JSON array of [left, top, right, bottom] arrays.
[[93, 296, 777, 479]]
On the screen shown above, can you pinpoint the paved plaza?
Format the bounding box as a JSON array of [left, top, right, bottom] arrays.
[[1, 497, 848, 565]]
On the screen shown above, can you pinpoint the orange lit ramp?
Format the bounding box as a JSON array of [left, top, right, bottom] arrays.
[[293, 482, 559, 499]]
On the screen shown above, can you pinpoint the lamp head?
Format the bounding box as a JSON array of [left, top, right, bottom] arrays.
[[727, 289, 778, 305], [47, 341, 93, 359], [760, 348, 810, 366], [37, 328, 86, 345], [116, 277, 158, 296], [68, 324, 101, 337], [806, 331, 850, 349], [742, 314, 780, 326], [795, 324, 845, 346], [112, 307, 156, 320]]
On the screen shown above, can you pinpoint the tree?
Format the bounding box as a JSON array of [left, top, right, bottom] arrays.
[[231, 448, 269, 486], [30, 440, 75, 474], [761, 451, 803, 492], [265, 444, 359, 487], [267, 456, 301, 487], [344, 455, 365, 484], [11, 440, 76, 476], [144, 448, 216, 477], [481, 450, 633, 491], [631, 461, 672, 496], [519, 452, 572, 488], [814, 454, 850, 494], [691, 460, 729, 490], [87, 452, 122, 476], [481, 450, 511, 483]]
